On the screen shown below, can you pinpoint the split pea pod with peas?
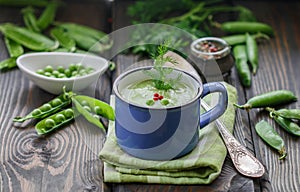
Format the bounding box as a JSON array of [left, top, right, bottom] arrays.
[[268, 111, 300, 136], [13, 90, 74, 122], [234, 90, 298, 110], [35, 108, 77, 135], [255, 120, 287, 160], [266, 108, 300, 120], [72, 95, 115, 132]]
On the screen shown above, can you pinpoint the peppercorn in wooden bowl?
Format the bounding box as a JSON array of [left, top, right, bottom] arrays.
[[17, 52, 108, 95]]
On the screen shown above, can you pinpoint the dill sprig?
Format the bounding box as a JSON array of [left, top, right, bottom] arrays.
[[144, 41, 180, 90]]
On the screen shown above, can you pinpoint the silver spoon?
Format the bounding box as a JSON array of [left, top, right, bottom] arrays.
[[164, 51, 265, 178]]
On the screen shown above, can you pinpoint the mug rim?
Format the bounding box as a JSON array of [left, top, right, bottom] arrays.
[[113, 66, 203, 110]]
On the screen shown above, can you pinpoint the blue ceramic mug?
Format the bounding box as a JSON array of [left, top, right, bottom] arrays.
[[113, 66, 228, 160]]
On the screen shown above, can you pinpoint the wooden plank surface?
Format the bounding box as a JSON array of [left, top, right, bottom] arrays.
[[0, 2, 110, 192]]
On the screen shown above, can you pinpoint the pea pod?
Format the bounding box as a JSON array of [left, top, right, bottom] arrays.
[[0, 23, 58, 51], [222, 33, 269, 46], [0, 0, 49, 7], [21, 6, 40, 32], [255, 120, 287, 160], [0, 57, 17, 71], [72, 97, 106, 132], [245, 33, 258, 75], [35, 108, 77, 135], [273, 108, 300, 120], [37, 1, 60, 31], [65, 30, 110, 53], [4, 37, 24, 57], [55, 22, 108, 42], [270, 112, 300, 136], [233, 45, 251, 87], [234, 90, 297, 110], [13, 90, 74, 122], [220, 21, 274, 36], [73, 95, 115, 120], [50, 27, 76, 52]]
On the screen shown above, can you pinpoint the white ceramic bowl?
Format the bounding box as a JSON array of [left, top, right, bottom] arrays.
[[17, 52, 108, 95]]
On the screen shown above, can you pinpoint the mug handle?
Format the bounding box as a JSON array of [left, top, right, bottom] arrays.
[[199, 82, 228, 128]]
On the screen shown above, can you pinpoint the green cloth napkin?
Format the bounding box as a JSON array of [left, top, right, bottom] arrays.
[[99, 82, 237, 185]]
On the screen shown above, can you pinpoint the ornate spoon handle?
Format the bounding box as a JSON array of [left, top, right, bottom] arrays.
[[201, 101, 265, 178]]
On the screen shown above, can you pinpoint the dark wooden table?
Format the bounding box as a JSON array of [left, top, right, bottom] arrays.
[[1, 0, 300, 191]]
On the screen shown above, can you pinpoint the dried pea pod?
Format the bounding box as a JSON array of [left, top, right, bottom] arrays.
[[270, 112, 300, 136], [37, 1, 60, 31], [0, 23, 58, 51], [35, 108, 77, 135], [21, 6, 40, 32], [246, 33, 258, 75], [50, 27, 76, 52], [4, 37, 24, 57], [255, 120, 287, 160], [234, 90, 297, 110], [0, 57, 17, 71], [233, 45, 251, 87], [13, 90, 74, 122]]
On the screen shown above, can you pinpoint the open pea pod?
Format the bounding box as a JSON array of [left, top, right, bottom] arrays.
[[271, 108, 300, 120], [72, 97, 106, 132], [73, 95, 115, 120], [13, 90, 74, 123], [270, 112, 300, 136], [35, 108, 77, 135]]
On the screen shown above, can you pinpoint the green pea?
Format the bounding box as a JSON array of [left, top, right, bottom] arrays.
[[44, 65, 53, 73], [36, 69, 44, 75], [31, 109, 42, 116], [94, 106, 103, 114], [160, 99, 169, 106], [58, 73, 66, 78], [51, 98, 62, 107], [64, 68, 71, 77], [40, 103, 52, 112], [64, 108, 74, 118], [69, 63, 76, 71], [71, 71, 78, 77], [57, 65, 65, 73], [146, 100, 155, 106], [255, 120, 286, 160], [45, 118, 56, 128], [80, 100, 89, 106], [83, 105, 91, 112], [75, 63, 83, 70], [52, 70, 59, 77], [44, 72, 52, 77], [54, 113, 66, 123], [93, 114, 100, 119]]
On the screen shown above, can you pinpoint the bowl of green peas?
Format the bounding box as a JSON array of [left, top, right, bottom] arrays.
[[17, 52, 109, 95]]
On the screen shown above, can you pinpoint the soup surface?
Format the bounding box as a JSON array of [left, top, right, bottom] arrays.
[[120, 79, 197, 108]]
